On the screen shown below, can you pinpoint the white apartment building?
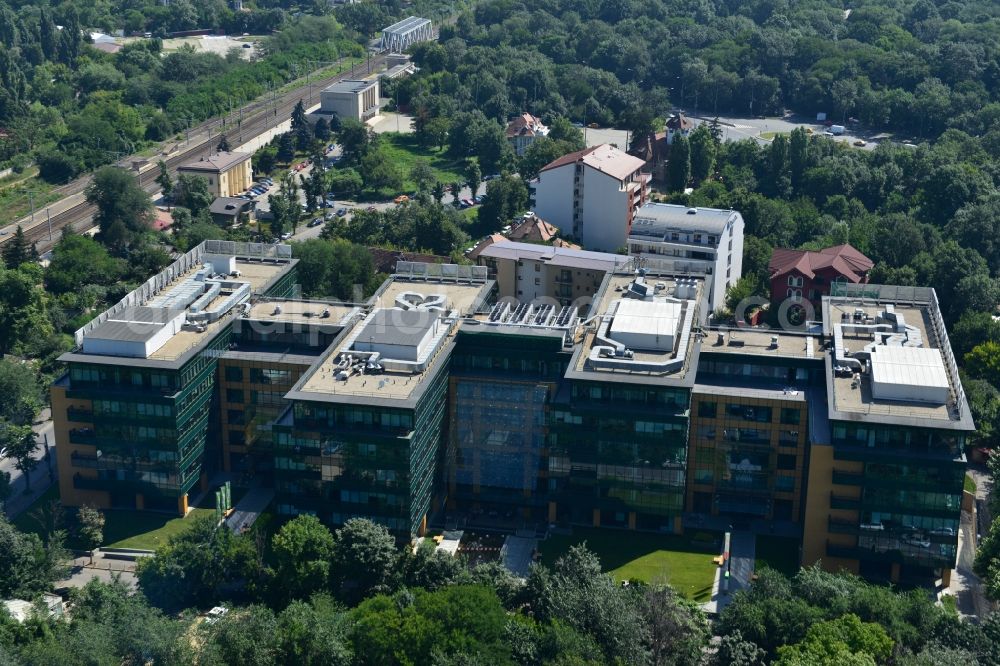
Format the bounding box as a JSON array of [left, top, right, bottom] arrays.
[[626, 203, 744, 311], [530, 144, 649, 253]]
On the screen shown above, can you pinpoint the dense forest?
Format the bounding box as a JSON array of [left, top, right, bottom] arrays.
[[393, 0, 1000, 140]]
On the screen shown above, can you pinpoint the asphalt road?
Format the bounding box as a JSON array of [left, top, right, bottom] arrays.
[[2, 414, 57, 518]]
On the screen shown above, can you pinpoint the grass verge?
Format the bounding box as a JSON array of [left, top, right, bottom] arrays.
[[12, 482, 215, 551], [539, 528, 719, 601], [0, 173, 61, 228], [965, 474, 976, 494]]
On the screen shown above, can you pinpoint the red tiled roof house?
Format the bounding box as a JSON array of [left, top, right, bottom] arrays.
[[768, 244, 874, 312]]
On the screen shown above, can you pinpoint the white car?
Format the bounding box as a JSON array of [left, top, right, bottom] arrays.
[[204, 607, 228, 625]]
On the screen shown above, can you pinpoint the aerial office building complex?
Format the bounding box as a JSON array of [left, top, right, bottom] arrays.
[[53, 241, 299, 515], [53, 248, 973, 585]]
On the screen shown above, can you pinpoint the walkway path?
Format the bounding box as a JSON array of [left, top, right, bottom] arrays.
[[224, 487, 274, 533], [702, 531, 755, 615]]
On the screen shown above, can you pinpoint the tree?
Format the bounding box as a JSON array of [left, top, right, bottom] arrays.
[[689, 125, 716, 184], [965, 341, 1000, 386], [422, 117, 450, 151], [775, 614, 893, 666], [271, 515, 335, 604], [206, 605, 280, 666], [0, 421, 37, 491], [85, 166, 154, 254], [155, 160, 173, 199], [171, 174, 213, 216], [277, 595, 353, 665], [360, 144, 404, 193], [477, 175, 529, 234], [277, 132, 297, 163], [315, 117, 331, 143], [216, 133, 231, 152], [464, 160, 482, 198], [45, 233, 122, 294], [331, 518, 397, 601], [77, 505, 104, 564], [351, 586, 512, 666], [2, 226, 30, 268], [667, 135, 691, 192], [410, 159, 436, 193], [431, 181, 446, 204], [338, 119, 370, 162], [0, 513, 66, 599], [525, 545, 649, 665], [547, 116, 585, 150], [0, 470, 10, 507], [136, 515, 259, 612], [292, 99, 313, 150], [328, 168, 363, 199], [710, 630, 767, 666], [641, 585, 710, 666]]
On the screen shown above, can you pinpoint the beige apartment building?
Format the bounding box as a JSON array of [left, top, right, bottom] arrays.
[[177, 151, 253, 198]]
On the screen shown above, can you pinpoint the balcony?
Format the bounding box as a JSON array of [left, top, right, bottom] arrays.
[[832, 470, 864, 486], [69, 428, 96, 445], [828, 517, 858, 534], [830, 493, 861, 510], [554, 274, 573, 284], [66, 406, 93, 422]]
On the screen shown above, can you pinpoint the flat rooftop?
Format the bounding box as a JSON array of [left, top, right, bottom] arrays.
[[62, 241, 296, 368], [323, 79, 377, 95], [245, 299, 358, 326], [149, 262, 291, 362], [701, 328, 822, 360], [291, 275, 492, 405], [568, 272, 704, 386], [629, 204, 738, 238], [824, 297, 972, 428]]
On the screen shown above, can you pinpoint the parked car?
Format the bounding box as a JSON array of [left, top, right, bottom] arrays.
[[853, 140, 867, 147], [308, 217, 324, 227], [280, 232, 293, 240], [336, 208, 348, 217], [366, 206, 377, 212], [473, 196, 484, 204]]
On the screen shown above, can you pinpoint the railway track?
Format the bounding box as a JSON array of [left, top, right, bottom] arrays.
[[8, 53, 388, 252]]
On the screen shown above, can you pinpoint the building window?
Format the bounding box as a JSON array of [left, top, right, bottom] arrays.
[[777, 454, 797, 471], [534, 264, 540, 272], [226, 388, 245, 404], [709, 236, 716, 245], [224, 366, 243, 382], [694, 234, 702, 243], [534, 278, 540, 285], [787, 275, 803, 287], [780, 408, 801, 425], [697, 401, 717, 418]]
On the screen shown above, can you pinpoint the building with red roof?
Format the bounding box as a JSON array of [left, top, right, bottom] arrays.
[[768, 244, 874, 312], [530, 144, 649, 252]]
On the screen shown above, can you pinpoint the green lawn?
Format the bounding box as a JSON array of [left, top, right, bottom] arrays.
[[539, 528, 719, 601], [102, 508, 214, 550], [374, 133, 466, 197], [754, 535, 801, 576]]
